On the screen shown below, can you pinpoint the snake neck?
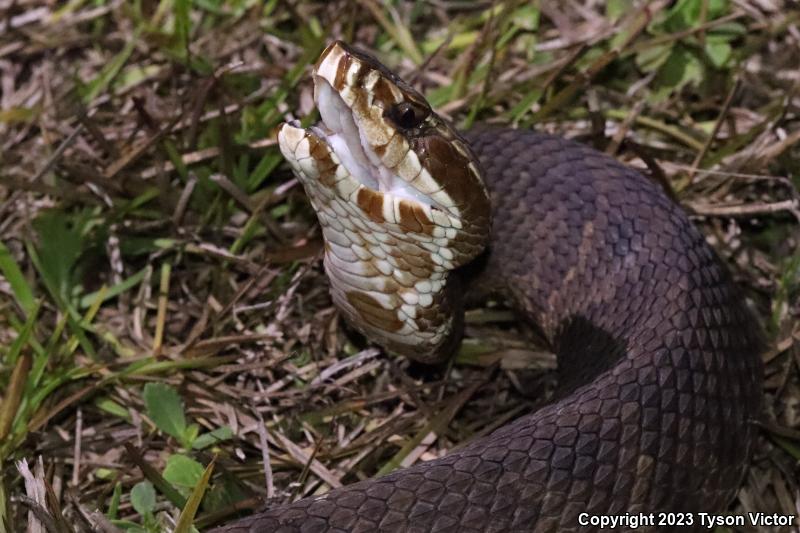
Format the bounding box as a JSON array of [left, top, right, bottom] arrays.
[[312, 182, 467, 363], [278, 117, 485, 363]]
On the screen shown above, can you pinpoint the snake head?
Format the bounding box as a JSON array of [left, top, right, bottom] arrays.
[[278, 41, 491, 362]]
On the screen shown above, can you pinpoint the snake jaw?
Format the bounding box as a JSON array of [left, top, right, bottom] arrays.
[[314, 78, 438, 209], [277, 41, 491, 361]]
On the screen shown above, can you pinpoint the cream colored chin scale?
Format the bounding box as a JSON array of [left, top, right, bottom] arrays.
[[277, 40, 491, 362]]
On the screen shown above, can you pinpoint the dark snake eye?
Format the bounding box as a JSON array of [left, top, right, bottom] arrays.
[[389, 102, 429, 129]]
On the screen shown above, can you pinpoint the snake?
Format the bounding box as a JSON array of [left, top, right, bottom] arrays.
[[214, 41, 763, 532]]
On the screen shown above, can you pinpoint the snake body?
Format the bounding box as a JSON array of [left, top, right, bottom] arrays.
[[216, 42, 762, 532]]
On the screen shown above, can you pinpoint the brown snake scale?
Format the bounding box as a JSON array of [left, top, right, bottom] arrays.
[[214, 127, 763, 532]]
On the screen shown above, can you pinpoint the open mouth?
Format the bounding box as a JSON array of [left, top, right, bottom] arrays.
[[310, 78, 437, 208], [313, 79, 381, 190]]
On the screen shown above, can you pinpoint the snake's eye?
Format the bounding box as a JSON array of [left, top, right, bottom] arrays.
[[389, 102, 429, 129]]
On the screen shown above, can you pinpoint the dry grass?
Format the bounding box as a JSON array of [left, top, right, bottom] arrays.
[[0, 0, 798, 531]]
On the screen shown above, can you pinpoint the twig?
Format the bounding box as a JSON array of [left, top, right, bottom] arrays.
[[687, 77, 740, 184], [688, 199, 800, 220], [172, 174, 198, 226], [71, 409, 82, 487], [255, 411, 274, 499], [210, 173, 255, 212], [29, 124, 84, 183]]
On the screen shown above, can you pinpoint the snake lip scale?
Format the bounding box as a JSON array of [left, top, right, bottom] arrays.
[[215, 41, 763, 532]]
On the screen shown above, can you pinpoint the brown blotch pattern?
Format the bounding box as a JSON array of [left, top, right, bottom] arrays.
[[333, 52, 351, 91], [350, 85, 371, 117], [414, 134, 490, 229], [307, 134, 337, 187], [372, 142, 387, 158], [397, 199, 421, 233], [394, 200, 433, 235], [373, 76, 400, 108], [413, 203, 434, 232], [417, 136, 472, 206], [356, 187, 385, 223], [353, 62, 369, 90], [346, 291, 403, 332]]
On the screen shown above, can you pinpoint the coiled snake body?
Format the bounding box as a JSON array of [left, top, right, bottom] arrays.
[[216, 41, 762, 532]]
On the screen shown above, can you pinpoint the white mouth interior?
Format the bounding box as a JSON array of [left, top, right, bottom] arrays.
[[315, 79, 433, 207]]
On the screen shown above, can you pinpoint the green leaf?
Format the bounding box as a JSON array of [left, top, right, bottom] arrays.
[[174, 0, 190, 54], [606, 0, 632, 21], [772, 435, 800, 461], [512, 4, 539, 31], [705, 40, 731, 68], [163, 454, 204, 488], [651, 46, 705, 101], [114, 64, 162, 93], [636, 43, 673, 73], [192, 426, 234, 450], [202, 476, 248, 513], [174, 457, 215, 533], [4, 302, 39, 368], [659, 0, 730, 33], [32, 210, 85, 305], [182, 423, 200, 447], [708, 0, 729, 19], [119, 237, 177, 257], [96, 396, 132, 422], [247, 149, 283, 191], [709, 21, 747, 38], [80, 267, 148, 309], [81, 34, 137, 103], [143, 383, 187, 442], [0, 240, 36, 316], [107, 481, 122, 519], [130, 481, 156, 515]]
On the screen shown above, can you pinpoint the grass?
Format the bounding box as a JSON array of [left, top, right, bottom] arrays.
[[1, 0, 799, 531]]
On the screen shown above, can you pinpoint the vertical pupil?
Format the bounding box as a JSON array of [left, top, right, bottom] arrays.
[[401, 107, 415, 126]]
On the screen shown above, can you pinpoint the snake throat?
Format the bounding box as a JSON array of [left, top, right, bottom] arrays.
[[278, 41, 491, 360]]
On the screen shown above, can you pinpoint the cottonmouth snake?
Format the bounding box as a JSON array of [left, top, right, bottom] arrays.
[[215, 41, 763, 532]]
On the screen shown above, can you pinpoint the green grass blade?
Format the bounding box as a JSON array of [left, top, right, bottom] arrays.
[[0, 241, 35, 317], [82, 34, 138, 103], [80, 267, 148, 309], [174, 456, 215, 533]]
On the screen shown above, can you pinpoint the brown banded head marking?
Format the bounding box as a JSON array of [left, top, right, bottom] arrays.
[[278, 40, 491, 361]]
